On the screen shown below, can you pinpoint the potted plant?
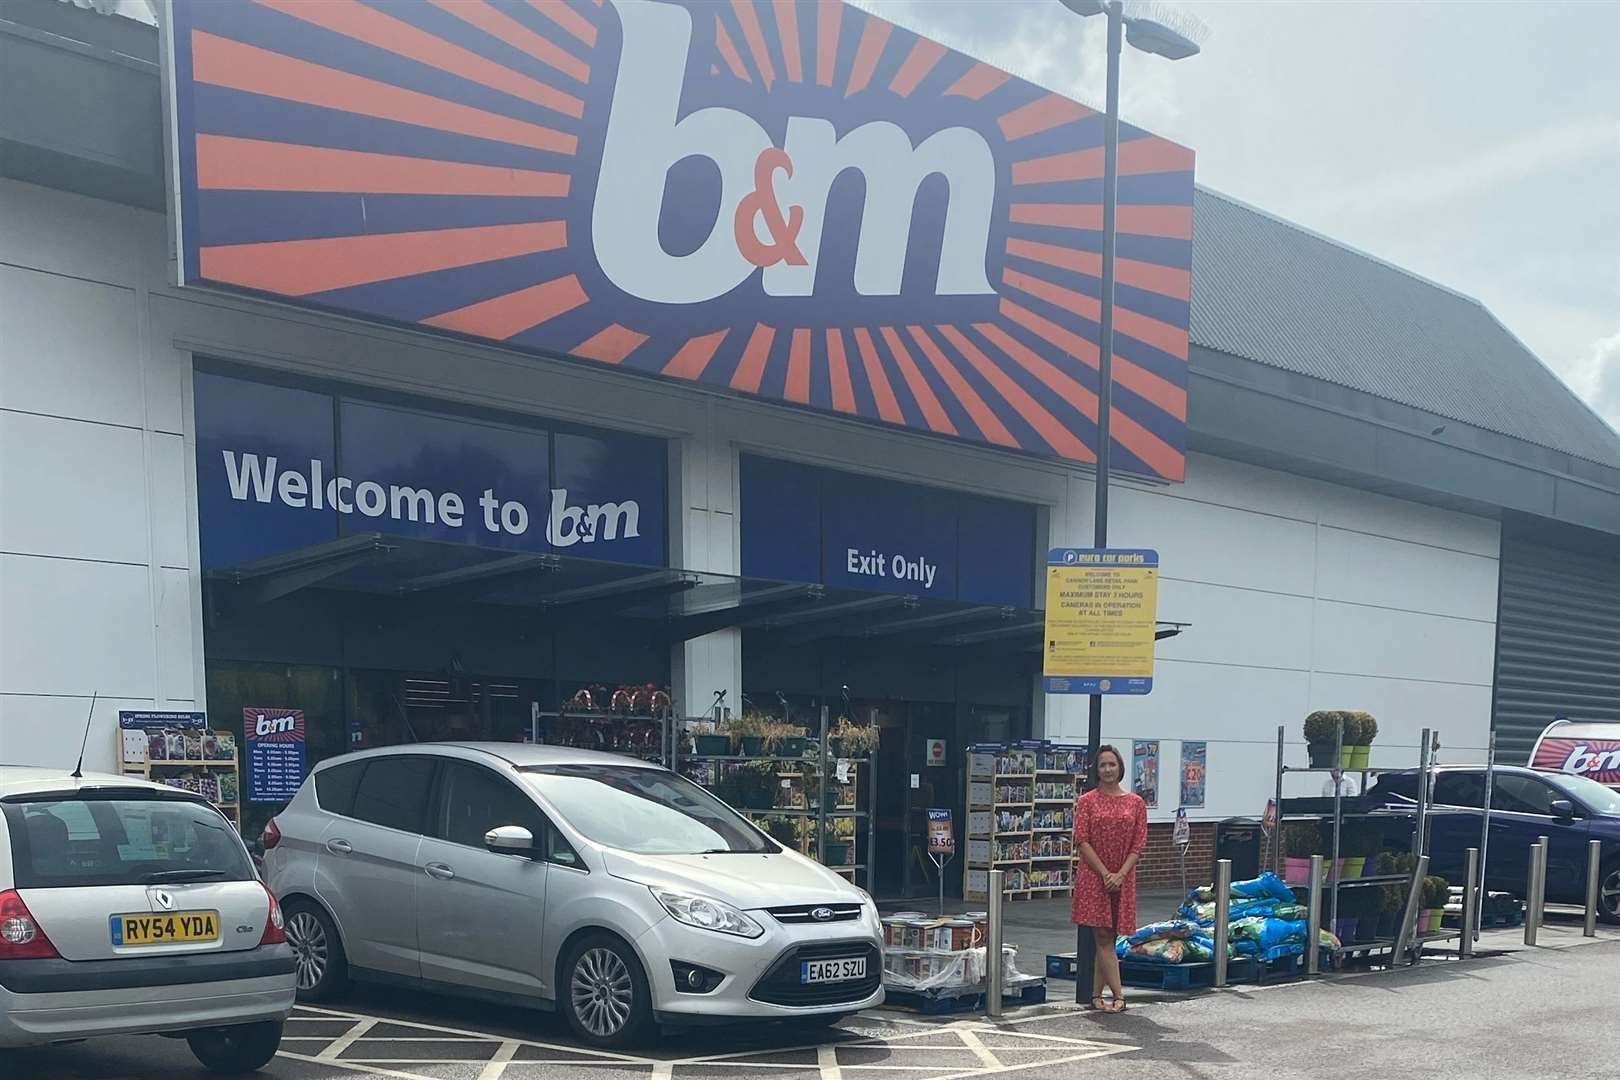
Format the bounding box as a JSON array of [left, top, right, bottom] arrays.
[[822, 816, 856, 866], [1344, 887, 1380, 943], [761, 814, 800, 849], [725, 760, 776, 810], [1304, 710, 1344, 768], [1379, 883, 1406, 938], [728, 714, 768, 756], [830, 717, 881, 758], [689, 720, 730, 757], [1333, 711, 1361, 769], [1350, 711, 1378, 770], [1332, 903, 1360, 945], [759, 720, 806, 758], [1422, 875, 1450, 934], [1342, 822, 1386, 879], [1282, 821, 1321, 884]]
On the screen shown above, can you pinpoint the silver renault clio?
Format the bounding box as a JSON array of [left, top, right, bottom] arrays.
[[0, 767, 296, 1072], [261, 743, 883, 1047]]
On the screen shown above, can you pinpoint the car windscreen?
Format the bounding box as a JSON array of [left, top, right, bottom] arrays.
[[1544, 772, 1620, 816], [1, 796, 254, 888], [520, 764, 772, 855]]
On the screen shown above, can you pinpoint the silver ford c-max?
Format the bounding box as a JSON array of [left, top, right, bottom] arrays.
[[261, 743, 883, 1047]]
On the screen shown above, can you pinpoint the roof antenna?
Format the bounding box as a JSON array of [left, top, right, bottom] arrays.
[[71, 691, 99, 779]]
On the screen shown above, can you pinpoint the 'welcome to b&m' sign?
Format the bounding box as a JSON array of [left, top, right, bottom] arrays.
[[165, 0, 1193, 479]]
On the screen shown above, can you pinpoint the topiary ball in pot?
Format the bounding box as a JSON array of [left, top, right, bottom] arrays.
[[1303, 711, 1343, 767]]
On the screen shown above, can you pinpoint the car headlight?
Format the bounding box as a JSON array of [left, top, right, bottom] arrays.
[[650, 888, 764, 939]]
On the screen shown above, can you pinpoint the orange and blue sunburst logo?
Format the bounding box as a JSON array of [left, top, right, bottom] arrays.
[[168, 0, 1194, 480]]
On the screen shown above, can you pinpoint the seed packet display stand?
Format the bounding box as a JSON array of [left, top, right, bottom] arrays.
[[1274, 723, 1461, 964], [675, 707, 878, 889], [117, 717, 242, 828], [963, 743, 1088, 904]]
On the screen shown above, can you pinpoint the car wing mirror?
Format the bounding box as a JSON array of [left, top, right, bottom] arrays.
[[1549, 799, 1576, 820], [484, 825, 538, 855]]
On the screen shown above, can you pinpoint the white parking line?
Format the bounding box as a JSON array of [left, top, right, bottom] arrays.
[[476, 1040, 519, 1080], [317, 1017, 377, 1061], [278, 1000, 1140, 1080]]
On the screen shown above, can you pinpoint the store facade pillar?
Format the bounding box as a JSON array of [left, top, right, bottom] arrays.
[[669, 414, 742, 721]]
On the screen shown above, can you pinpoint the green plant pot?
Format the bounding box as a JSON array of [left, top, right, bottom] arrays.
[[827, 738, 844, 759], [694, 734, 729, 756], [1428, 907, 1446, 931], [1342, 856, 1366, 879], [739, 736, 765, 757], [778, 736, 807, 758], [1307, 742, 1337, 768], [1348, 745, 1371, 769], [823, 841, 851, 866]]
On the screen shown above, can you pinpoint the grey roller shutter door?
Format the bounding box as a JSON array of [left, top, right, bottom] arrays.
[[1492, 533, 1620, 765]]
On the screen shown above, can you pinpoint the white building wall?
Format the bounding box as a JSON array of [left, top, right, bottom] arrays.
[[1, 182, 200, 770], [0, 180, 1500, 820]]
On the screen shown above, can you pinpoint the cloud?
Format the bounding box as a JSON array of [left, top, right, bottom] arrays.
[[1296, 115, 1620, 221], [1585, 331, 1620, 432]]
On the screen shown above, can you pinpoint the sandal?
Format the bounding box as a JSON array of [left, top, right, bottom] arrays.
[[1109, 999, 1128, 1014], [1091, 996, 1108, 1011]]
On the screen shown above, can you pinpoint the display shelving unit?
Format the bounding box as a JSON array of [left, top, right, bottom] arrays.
[[117, 716, 242, 828], [674, 707, 878, 889], [1273, 722, 1461, 963], [964, 742, 1088, 903]]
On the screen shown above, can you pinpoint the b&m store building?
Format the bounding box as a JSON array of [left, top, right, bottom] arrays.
[[3, 0, 1619, 894]]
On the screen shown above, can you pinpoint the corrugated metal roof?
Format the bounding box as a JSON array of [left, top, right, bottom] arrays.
[[1190, 187, 1620, 470]]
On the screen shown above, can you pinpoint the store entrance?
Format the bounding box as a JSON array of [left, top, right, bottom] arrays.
[[865, 700, 965, 901]]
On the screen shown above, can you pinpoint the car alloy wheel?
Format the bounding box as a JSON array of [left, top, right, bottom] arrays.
[[285, 910, 329, 992], [1602, 866, 1620, 921], [570, 947, 635, 1039]]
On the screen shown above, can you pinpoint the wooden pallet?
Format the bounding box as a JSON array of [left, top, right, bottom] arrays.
[[1047, 949, 1319, 987], [882, 977, 1047, 1015]]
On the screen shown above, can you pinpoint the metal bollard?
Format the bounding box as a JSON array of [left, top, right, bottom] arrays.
[[1393, 854, 1429, 965], [1460, 847, 1478, 959], [1305, 855, 1325, 975], [986, 869, 1004, 1018], [1585, 839, 1602, 938], [1524, 838, 1547, 947], [1213, 859, 1231, 987]]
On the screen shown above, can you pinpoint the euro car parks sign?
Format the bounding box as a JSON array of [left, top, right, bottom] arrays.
[[164, 0, 1193, 479], [1042, 547, 1159, 694]]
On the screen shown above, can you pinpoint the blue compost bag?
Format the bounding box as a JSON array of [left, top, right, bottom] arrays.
[[1179, 897, 1282, 926], [1127, 920, 1197, 946], [1230, 871, 1297, 904]]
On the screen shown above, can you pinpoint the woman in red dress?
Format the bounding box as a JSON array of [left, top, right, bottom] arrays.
[[1072, 744, 1148, 1012]]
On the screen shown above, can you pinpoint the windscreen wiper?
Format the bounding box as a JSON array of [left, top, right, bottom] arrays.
[[141, 869, 229, 883]]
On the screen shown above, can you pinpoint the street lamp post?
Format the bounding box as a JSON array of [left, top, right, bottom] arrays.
[[1057, 0, 1203, 1010]]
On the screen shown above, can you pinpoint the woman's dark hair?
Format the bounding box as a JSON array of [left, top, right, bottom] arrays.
[[1095, 744, 1126, 776]]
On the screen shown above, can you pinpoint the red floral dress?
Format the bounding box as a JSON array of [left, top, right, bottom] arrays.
[[1071, 788, 1149, 932]]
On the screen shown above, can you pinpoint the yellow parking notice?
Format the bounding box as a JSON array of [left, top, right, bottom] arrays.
[[1042, 548, 1159, 695]]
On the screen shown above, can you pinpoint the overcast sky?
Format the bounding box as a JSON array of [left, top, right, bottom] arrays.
[[861, 0, 1620, 435]]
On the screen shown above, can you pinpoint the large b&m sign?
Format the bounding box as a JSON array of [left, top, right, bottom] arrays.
[[167, 0, 1194, 480]]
